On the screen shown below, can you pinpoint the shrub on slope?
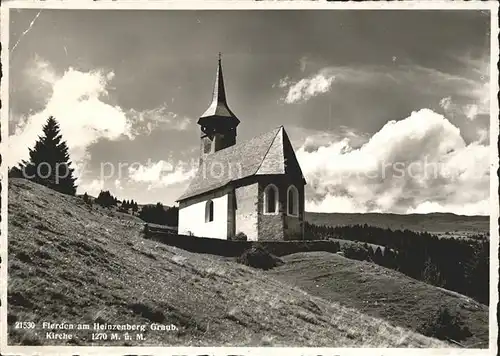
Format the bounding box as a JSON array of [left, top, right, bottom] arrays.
[[419, 306, 472, 343], [237, 244, 284, 270]]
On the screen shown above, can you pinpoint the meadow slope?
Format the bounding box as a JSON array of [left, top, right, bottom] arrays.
[[7, 178, 447, 347], [269, 252, 489, 348]]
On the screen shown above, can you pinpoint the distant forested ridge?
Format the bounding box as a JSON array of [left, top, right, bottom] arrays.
[[304, 222, 489, 305], [305, 212, 489, 236]]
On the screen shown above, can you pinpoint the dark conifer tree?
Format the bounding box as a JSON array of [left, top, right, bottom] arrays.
[[19, 116, 77, 195], [95, 190, 118, 208], [95, 191, 107, 207], [464, 241, 489, 303], [8, 166, 23, 178]]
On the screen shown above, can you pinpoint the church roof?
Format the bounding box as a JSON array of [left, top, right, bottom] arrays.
[[198, 55, 239, 123], [177, 126, 304, 201]]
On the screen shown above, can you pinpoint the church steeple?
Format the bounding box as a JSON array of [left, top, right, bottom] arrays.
[[198, 54, 240, 158]]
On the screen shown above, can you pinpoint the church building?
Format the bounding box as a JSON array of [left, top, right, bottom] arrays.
[[177, 55, 306, 241]]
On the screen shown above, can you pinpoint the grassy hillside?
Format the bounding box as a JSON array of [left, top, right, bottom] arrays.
[[269, 252, 489, 348], [305, 212, 489, 237], [7, 178, 446, 347]]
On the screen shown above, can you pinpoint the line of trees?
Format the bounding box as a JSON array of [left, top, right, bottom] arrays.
[[304, 222, 489, 305], [94, 190, 119, 207], [87, 190, 140, 215], [120, 199, 139, 214], [88, 189, 178, 225], [139, 203, 178, 227]]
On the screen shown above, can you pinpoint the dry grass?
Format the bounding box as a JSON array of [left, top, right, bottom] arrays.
[[7, 178, 448, 347], [269, 251, 489, 348]]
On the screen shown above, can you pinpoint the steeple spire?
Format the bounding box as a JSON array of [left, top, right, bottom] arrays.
[[199, 53, 239, 122], [198, 54, 240, 157]]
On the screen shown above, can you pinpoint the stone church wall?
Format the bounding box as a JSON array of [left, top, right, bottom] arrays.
[[234, 183, 259, 241], [284, 215, 302, 240], [257, 176, 305, 241], [283, 183, 305, 240], [257, 178, 285, 241]]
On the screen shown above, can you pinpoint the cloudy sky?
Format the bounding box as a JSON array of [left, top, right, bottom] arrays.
[[7, 9, 492, 215]]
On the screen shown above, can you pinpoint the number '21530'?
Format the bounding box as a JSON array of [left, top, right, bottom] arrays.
[[14, 321, 36, 329]]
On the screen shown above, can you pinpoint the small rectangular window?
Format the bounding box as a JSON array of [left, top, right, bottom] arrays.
[[205, 200, 214, 222]]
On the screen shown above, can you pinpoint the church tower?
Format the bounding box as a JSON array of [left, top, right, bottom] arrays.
[[198, 54, 240, 161]]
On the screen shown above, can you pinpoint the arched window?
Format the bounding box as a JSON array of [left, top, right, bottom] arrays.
[[205, 200, 214, 222], [263, 184, 279, 214], [287, 185, 299, 216]]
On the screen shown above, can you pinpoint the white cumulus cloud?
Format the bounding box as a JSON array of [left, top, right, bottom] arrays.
[[78, 179, 104, 197], [437, 54, 490, 122], [439, 96, 452, 112], [282, 70, 336, 104], [9, 61, 131, 168], [128, 159, 196, 189], [298, 108, 490, 215], [128, 105, 192, 135], [9, 57, 192, 170]]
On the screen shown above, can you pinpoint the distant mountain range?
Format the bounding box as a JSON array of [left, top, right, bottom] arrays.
[[305, 212, 489, 237]]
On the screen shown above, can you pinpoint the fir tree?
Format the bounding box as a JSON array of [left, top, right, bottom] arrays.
[[8, 166, 23, 178], [95, 190, 118, 208], [121, 199, 128, 209], [19, 116, 77, 195], [464, 241, 489, 303]]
